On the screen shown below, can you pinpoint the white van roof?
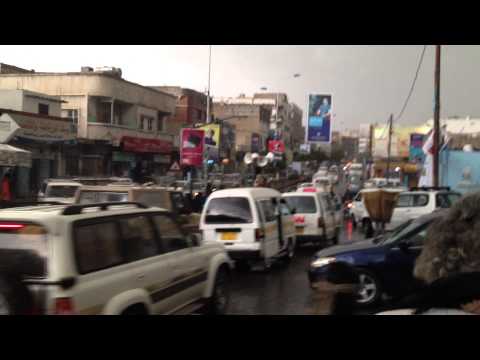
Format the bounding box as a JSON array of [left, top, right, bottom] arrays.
[[208, 187, 280, 199]]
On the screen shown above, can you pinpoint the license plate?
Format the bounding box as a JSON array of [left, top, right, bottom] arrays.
[[296, 227, 304, 234], [221, 232, 237, 241]]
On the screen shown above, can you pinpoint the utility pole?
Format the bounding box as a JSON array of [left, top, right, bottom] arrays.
[[433, 45, 441, 187], [386, 114, 393, 182], [204, 45, 212, 193]]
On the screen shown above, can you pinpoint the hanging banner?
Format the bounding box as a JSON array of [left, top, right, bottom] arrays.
[[307, 94, 332, 143], [180, 128, 204, 167], [199, 123, 220, 161], [268, 140, 285, 154]]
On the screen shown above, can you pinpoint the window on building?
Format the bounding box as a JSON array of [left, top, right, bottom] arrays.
[[62, 109, 79, 124], [139, 115, 155, 131], [38, 103, 49, 115], [157, 112, 166, 132]]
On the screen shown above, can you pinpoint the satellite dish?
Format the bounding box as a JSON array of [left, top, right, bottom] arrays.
[[244, 152, 254, 165], [265, 152, 275, 163]]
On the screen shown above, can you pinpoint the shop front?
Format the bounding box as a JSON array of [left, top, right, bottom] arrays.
[[2, 110, 76, 197], [373, 160, 420, 188], [119, 136, 173, 177]]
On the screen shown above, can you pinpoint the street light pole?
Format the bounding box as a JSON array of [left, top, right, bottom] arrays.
[[204, 45, 212, 193], [433, 45, 441, 187]]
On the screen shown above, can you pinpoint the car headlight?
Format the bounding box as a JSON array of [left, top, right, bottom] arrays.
[[310, 257, 336, 268]]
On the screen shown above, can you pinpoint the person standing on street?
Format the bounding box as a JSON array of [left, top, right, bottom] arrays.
[[1, 172, 12, 202]]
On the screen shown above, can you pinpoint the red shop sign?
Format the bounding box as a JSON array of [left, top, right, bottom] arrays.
[[122, 136, 173, 153]]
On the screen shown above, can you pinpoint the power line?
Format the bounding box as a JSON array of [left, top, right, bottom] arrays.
[[395, 45, 428, 122]]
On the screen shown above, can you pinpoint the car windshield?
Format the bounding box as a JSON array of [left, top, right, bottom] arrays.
[[205, 197, 253, 224], [284, 196, 317, 214], [374, 219, 414, 244], [78, 191, 129, 204], [45, 185, 79, 198], [382, 218, 434, 245]]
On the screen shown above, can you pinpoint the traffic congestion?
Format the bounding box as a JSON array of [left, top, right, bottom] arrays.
[[1, 45, 480, 315], [0, 158, 470, 315]]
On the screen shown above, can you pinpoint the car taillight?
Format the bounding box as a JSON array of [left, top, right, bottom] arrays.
[[0, 223, 25, 230], [255, 228, 265, 242], [54, 298, 75, 315], [318, 217, 324, 228]]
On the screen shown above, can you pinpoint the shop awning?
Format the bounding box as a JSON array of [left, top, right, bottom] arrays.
[[0, 144, 32, 168]]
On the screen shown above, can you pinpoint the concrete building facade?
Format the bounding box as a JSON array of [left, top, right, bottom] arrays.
[[0, 68, 177, 177], [213, 98, 271, 154]]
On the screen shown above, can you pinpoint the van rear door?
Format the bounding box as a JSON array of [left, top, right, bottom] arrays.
[[257, 199, 280, 259]]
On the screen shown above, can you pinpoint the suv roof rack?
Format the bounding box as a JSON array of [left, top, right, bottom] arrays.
[[408, 186, 451, 192], [62, 202, 148, 215], [0, 201, 66, 209]]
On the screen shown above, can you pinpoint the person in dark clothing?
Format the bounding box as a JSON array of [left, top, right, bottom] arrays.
[[1, 172, 12, 202], [130, 162, 143, 184]]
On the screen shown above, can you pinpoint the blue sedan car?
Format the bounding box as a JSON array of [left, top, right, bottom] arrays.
[[308, 210, 446, 307]]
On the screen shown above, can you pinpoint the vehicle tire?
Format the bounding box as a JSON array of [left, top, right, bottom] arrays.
[[363, 219, 374, 238], [235, 260, 251, 272], [206, 268, 230, 315], [351, 215, 357, 229], [355, 269, 381, 308], [121, 304, 148, 315], [0, 275, 34, 315], [332, 228, 340, 245]]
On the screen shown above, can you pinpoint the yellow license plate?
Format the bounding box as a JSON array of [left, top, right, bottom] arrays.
[[296, 227, 304, 234], [221, 232, 237, 241]]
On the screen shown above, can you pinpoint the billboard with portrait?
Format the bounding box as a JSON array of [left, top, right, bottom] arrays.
[[268, 140, 285, 154], [308, 94, 332, 143], [199, 123, 220, 161]]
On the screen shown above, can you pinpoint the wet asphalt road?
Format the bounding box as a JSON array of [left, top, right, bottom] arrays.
[[227, 221, 371, 315]]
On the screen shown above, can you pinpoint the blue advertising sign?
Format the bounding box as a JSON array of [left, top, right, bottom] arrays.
[[409, 133, 425, 162], [308, 94, 332, 143]]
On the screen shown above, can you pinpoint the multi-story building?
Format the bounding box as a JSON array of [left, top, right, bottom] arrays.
[[150, 86, 210, 149], [0, 89, 77, 197], [288, 102, 304, 151], [0, 66, 177, 177], [213, 96, 271, 155], [252, 92, 289, 141]]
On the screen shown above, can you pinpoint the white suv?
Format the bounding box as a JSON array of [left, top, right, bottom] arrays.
[[351, 187, 461, 233], [0, 202, 232, 315]]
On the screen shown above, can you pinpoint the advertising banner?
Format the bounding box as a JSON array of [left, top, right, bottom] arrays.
[[307, 94, 332, 143], [268, 140, 285, 154], [409, 133, 425, 161], [199, 123, 220, 161], [180, 128, 204, 167]]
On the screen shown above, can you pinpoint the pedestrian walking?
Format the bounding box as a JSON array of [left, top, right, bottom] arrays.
[[1, 171, 12, 202]]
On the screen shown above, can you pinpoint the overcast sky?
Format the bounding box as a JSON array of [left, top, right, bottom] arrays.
[[1, 45, 479, 130]]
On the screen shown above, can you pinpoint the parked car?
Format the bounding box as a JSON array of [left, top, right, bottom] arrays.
[[38, 179, 82, 204], [351, 187, 461, 234], [200, 188, 296, 271], [282, 189, 338, 247], [75, 185, 200, 234], [308, 210, 446, 307], [0, 202, 232, 315]]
